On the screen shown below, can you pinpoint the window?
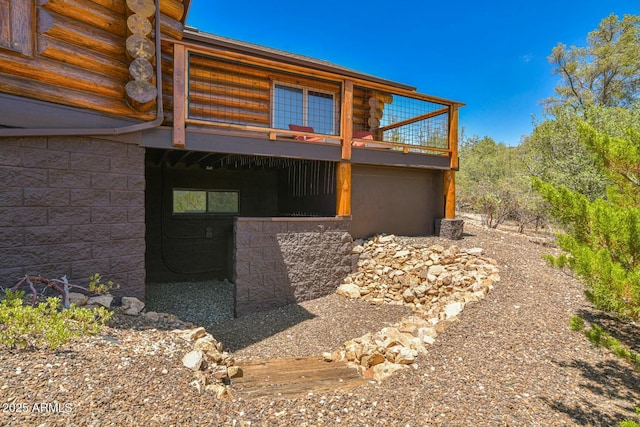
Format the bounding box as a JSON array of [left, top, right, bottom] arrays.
[[0, 0, 33, 56], [273, 83, 336, 135], [173, 189, 239, 214]]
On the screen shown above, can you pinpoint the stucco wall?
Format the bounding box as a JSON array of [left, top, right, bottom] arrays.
[[350, 164, 444, 239], [233, 217, 354, 317], [0, 136, 145, 300]]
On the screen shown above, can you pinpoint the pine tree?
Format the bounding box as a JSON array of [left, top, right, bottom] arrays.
[[533, 118, 640, 320]]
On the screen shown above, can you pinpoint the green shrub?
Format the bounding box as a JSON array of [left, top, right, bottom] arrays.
[[0, 289, 113, 350]]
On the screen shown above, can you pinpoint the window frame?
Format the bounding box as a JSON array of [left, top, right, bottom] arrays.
[[0, 0, 33, 57], [272, 81, 337, 135], [172, 188, 240, 216]]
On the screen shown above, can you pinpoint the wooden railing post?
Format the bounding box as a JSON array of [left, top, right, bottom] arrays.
[[448, 105, 459, 170], [340, 79, 353, 160], [336, 162, 351, 216], [172, 43, 186, 148]]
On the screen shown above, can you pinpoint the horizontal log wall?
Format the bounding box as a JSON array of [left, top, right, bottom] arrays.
[[0, 0, 185, 122], [172, 52, 343, 129]]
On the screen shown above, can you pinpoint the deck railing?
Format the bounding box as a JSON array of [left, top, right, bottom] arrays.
[[167, 40, 460, 168]]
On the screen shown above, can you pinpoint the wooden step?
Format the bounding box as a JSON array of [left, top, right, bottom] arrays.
[[231, 356, 366, 399]]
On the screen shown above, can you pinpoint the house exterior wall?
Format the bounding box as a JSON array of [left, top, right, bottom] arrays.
[[0, 136, 145, 300], [350, 164, 444, 239], [233, 217, 354, 317]]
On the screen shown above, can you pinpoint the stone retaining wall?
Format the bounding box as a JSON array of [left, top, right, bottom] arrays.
[[0, 136, 145, 300], [233, 217, 353, 317]]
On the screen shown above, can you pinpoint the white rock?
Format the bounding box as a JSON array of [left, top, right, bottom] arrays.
[[351, 245, 365, 254], [393, 250, 411, 258], [395, 347, 418, 364], [182, 350, 205, 371], [377, 235, 395, 243], [87, 294, 113, 309], [336, 283, 361, 299], [466, 247, 484, 256], [372, 361, 407, 382], [444, 302, 464, 319], [121, 296, 145, 316]]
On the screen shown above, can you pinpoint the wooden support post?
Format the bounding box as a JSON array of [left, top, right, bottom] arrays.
[[443, 170, 456, 219], [448, 105, 459, 170], [340, 79, 353, 160], [336, 162, 351, 216], [172, 43, 186, 148]]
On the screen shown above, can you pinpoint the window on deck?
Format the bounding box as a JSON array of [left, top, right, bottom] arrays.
[[272, 83, 336, 135]]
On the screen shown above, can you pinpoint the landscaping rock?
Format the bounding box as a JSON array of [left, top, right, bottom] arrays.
[[121, 297, 145, 316], [332, 234, 500, 381], [68, 292, 88, 307], [87, 294, 113, 309]]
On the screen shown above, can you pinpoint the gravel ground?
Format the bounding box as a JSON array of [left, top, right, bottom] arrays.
[[1, 221, 639, 426]]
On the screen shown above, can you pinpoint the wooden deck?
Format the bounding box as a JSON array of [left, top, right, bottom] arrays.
[[231, 356, 366, 399]]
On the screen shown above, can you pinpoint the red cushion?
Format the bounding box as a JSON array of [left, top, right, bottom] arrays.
[[353, 130, 373, 140], [288, 124, 315, 133]]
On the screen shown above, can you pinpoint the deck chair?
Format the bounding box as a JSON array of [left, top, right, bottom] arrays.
[[288, 124, 324, 142], [352, 130, 373, 147]]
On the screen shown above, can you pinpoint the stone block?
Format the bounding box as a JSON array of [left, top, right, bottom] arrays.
[[24, 225, 71, 245], [0, 207, 48, 227], [69, 152, 109, 172], [110, 223, 144, 240], [0, 188, 23, 207], [22, 148, 69, 169], [127, 174, 145, 191], [48, 207, 91, 225], [127, 207, 144, 223], [0, 166, 47, 187], [435, 219, 464, 240], [48, 243, 92, 263], [262, 220, 288, 233], [71, 224, 111, 242], [24, 188, 69, 207], [91, 207, 128, 224], [0, 227, 23, 247], [0, 146, 22, 166], [0, 246, 48, 267], [109, 157, 142, 175], [91, 139, 127, 157], [110, 190, 144, 207], [110, 254, 144, 273], [70, 189, 110, 207], [70, 258, 111, 279], [47, 136, 95, 153], [91, 173, 128, 190], [48, 169, 91, 189]]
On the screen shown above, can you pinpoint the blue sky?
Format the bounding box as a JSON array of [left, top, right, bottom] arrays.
[[186, 1, 640, 146]]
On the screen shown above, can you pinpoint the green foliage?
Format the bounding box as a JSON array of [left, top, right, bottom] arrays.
[[570, 316, 640, 370], [546, 14, 640, 111], [457, 135, 548, 230], [620, 408, 640, 427], [0, 289, 113, 350], [520, 109, 609, 201], [87, 273, 119, 295]]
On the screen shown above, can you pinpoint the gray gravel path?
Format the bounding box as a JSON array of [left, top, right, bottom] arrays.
[[2, 221, 639, 426]]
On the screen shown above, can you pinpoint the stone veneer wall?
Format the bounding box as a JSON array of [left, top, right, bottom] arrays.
[[0, 136, 145, 300], [233, 217, 354, 317]]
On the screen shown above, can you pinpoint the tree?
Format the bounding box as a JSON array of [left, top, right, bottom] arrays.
[[457, 136, 547, 230], [546, 14, 640, 112], [533, 119, 640, 320]]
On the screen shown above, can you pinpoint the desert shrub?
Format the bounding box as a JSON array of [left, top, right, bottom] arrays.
[[0, 289, 113, 350]]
